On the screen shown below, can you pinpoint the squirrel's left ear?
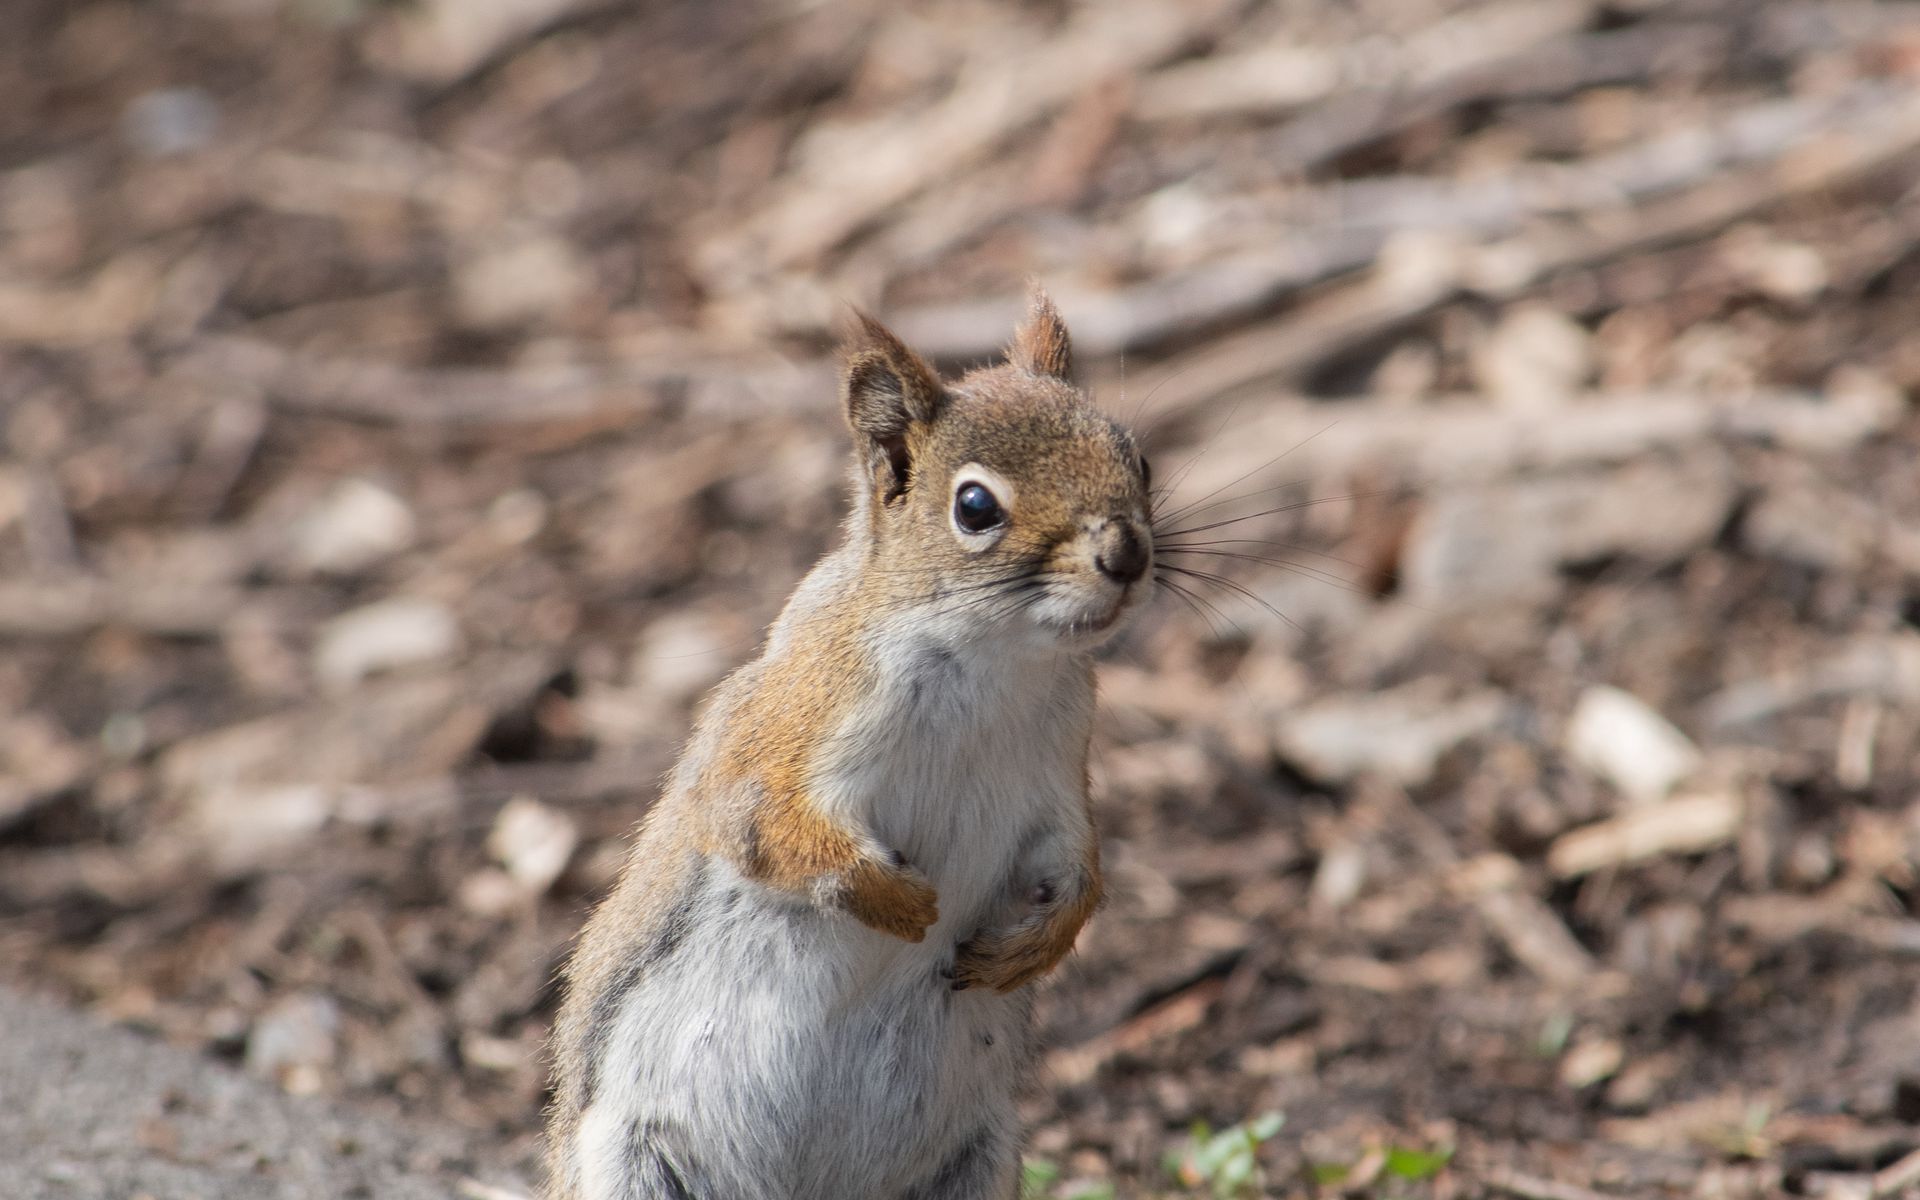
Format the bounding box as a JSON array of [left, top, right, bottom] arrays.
[[842, 312, 946, 502], [1007, 285, 1072, 381]]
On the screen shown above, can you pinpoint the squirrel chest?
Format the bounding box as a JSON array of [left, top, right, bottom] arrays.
[[825, 621, 1095, 917]]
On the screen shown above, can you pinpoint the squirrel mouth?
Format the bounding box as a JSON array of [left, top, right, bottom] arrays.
[[1027, 576, 1139, 643], [1054, 590, 1132, 639]]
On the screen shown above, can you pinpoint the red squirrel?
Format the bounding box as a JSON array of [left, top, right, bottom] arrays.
[[547, 290, 1152, 1199]]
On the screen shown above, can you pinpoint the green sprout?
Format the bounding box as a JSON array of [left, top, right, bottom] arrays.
[[1022, 1158, 1063, 1200], [1022, 1156, 1116, 1200], [1162, 1112, 1286, 1198], [1382, 1144, 1454, 1182]]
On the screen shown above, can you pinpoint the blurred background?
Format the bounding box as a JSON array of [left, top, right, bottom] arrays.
[[3, 0, 1920, 1196]]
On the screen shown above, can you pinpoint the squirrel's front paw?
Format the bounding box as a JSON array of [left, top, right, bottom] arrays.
[[950, 877, 1096, 993], [951, 926, 1051, 994], [839, 854, 939, 943]]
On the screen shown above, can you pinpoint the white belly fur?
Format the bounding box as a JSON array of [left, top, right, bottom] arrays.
[[577, 624, 1088, 1199]]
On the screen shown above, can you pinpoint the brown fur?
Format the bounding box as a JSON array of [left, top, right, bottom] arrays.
[[1007, 287, 1073, 381], [705, 600, 940, 942]]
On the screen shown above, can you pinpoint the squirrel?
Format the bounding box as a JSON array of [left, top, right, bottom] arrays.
[[545, 287, 1154, 1200]]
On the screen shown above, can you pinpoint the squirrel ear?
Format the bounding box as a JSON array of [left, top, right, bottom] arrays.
[[1007, 285, 1072, 381], [842, 311, 945, 501]]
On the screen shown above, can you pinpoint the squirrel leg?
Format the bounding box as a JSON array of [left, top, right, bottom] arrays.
[[733, 796, 940, 943], [950, 845, 1101, 994]]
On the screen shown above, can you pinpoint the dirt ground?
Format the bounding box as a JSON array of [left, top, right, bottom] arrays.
[[4, 1, 1920, 1196]]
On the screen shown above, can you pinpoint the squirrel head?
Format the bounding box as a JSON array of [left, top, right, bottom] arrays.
[[840, 287, 1152, 649]]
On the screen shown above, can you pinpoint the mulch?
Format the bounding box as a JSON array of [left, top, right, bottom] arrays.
[[3, 1, 1919, 1195]]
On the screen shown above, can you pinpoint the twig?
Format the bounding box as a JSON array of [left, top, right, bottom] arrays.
[[0, 576, 282, 639], [1224, 0, 1899, 173], [1546, 792, 1745, 879], [1721, 895, 1920, 957], [1155, 385, 1902, 510], [1213, 0, 1596, 158], [895, 81, 1920, 379], [1871, 1146, 1920, 1198], [166, 336, 833, 430], [697, 0, 1234, 278]]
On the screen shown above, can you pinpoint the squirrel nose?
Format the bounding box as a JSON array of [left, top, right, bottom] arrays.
[[1094, 520, 1148, 585]]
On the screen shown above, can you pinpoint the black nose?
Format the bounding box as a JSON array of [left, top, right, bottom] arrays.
[[1095, 521, 1147, 584]]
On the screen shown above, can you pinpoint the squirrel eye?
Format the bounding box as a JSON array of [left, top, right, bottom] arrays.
[[953, 482, 1005, 533], [1140, 456, 1153, 491]]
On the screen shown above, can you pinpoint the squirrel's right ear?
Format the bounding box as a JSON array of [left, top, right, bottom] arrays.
[[842, 312, 946, 502]]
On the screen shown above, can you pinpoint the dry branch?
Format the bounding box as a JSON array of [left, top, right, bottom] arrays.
[[1547, 791, 1744, 879], [698, 0, 1234, 280], [896, 81, 1920, 379], [166, 337, 834, 429], [1160, 383, 1901, 507], [0, 576, 272, 638], [1221, 0, 1904, 171]]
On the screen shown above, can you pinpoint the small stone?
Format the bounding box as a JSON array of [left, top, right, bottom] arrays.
[[245, 993, 340, 1092], [1721, 228, 1827, 301], [313, 597, 461, 691], [459, 1031, 528, 1073], [193, 782, 333, 873], [1566, 685, 1701, 804], [457, 868, 523, 918], [285, 478, 416, 576], [1275, 681, 1508, 787], [486, 488, 548, 547], [486, 795, 578, 896], [1309, 842, 1368, 917], [453, 235, 590, 330], [1560, 1037, 1624, 1089], [1472, 303, 1592, 409], [1606, 1052, 1678, 1112]]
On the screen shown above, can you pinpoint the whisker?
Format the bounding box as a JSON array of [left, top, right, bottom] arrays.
[[1155, 536, 1372, 572], [1152, 422, 1338, 529], [928, 577, 1044, 617], [1154, 547, 1371, 597], [1153, 474, 1312, 531], [1154, 574, 1236, 639], [1155, 491, 1391, 540], [1157, 563, 1303, 634], [1150, 399, 1245, 519]]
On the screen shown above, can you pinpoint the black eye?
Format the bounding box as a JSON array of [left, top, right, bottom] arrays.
[[953, 482, 1005, 533], [1140, 457, 1153, 491]]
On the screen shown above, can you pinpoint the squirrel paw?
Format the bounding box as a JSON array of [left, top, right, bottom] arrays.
[[951, 926, 1053, 994], [839, 854, 939, 943], [950, 876, 1095, 993]]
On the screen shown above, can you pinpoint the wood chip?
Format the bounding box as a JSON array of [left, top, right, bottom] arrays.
[[1547, 791, 1745, 879]]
